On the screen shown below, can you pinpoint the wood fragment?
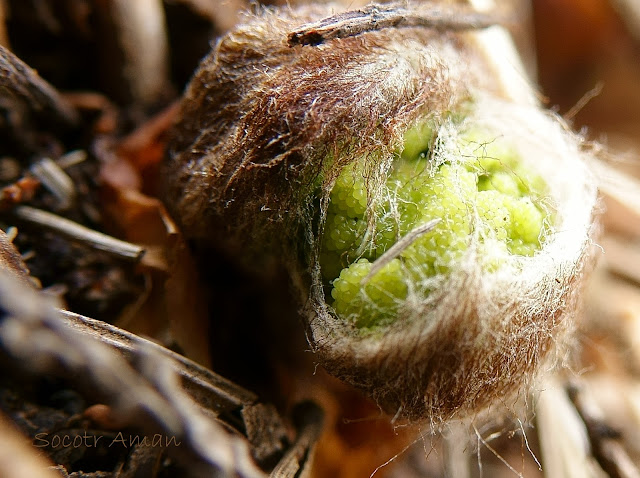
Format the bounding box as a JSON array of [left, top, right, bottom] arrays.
[[0, 228, 32, 288], [30, 157, 76, 210], [0, 272, 265, 477], [56, 150, 88, 170], [0, 44, 79, 127], [59, 309, 257, 426], [110, 0, 170, 106], [288, 3, 501, 47], [120, 442, 163, 478], [269, 402, 323, 478], [12, 205, 145, 262], [242, 403, 289, 468], [0, 151, 86, 212]]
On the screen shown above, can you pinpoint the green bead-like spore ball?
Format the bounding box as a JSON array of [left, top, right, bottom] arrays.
[[321, 120, 553, 329]]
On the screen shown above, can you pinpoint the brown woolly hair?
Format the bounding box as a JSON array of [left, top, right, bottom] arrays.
[[163, 2, 598, 423]]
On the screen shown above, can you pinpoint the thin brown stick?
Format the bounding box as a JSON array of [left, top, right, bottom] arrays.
[[269, 402, 323, 478], [0, 45, 78, 126], [12, 205, 145, 262], [30, 157, 76, 210], [59, 310, 257, 427], [288, 3, 501, 47], [0, 271, 265, 477]]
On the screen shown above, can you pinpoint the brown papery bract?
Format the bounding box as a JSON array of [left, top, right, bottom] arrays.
[[163, 2, 598, 424]]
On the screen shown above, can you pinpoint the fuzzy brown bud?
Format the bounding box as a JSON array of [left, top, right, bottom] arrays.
[[163, 2, 598, 423]]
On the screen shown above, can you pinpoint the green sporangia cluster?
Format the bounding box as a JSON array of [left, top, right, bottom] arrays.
[[322, 118, 552, 328]]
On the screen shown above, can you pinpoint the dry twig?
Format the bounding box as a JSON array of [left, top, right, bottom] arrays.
[[288, 2, 501, 46], [29, 158, 76, 211], [0, 232, 321, 476], [12, 205, 145, 262], [0, 45, 78, 127], [269, 402, 323, 478], [59, 309, 257, 428], [0, 269, 264, 477]]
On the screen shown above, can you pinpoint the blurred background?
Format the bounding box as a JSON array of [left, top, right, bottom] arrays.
[[0, 1, 639, 477]]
